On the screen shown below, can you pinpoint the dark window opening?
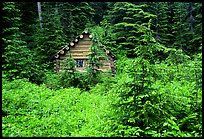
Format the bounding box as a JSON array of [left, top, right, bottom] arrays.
[[76, 59, 84, 67]]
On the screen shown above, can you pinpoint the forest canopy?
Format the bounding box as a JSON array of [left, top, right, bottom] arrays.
[[2, 2, 202, 137]]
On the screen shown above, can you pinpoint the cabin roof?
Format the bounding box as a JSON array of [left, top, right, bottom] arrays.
[[51, 31, 116, 61]]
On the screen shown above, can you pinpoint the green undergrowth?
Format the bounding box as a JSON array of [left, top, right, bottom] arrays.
[[2, 55, 202, 137], [2, 78, 115, 137]]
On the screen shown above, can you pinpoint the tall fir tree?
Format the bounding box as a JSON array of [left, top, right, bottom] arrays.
[[2, 2, 33, 80], [58, 2, 95, 40], [183, 2, 202, 55], [171, 2, 189, 50], [105, 2, 157, 58], [33, 2, 67, 68], [86, 31, 107, 85]]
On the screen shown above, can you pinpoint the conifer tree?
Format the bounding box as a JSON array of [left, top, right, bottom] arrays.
[[88, 2, 109, 24], [115, 20, 166, 134], [59, 53, 78, 88], [183, 2, 202, 55], [2, 2, 33, 80], [105, 2, 157, 57], [17, 2, 38, 50], [146, 2, 171, 45], [58, 2, 95, 40], [192, 2, 202, 54], [171, 2, 188, 50], [33, 2, 67, 68], [86, 31, 106, 85]]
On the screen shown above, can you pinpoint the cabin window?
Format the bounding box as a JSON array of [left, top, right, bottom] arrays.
[[76, 59, 84, 67]]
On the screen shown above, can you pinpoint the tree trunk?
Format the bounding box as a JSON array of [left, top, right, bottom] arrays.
[[155, 3, 160, 43], [189, 3, 194, 35], [179, 4, 182, 49], [37, 2, 43, 29], [155, 16, 159, 43]]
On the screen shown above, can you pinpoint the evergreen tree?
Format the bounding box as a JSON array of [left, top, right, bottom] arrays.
[[99, 15, 118, 56], [171, 2, 188, 50], [104, 2, 157, 58], [146, 2, 171, 45], [88, 2, 109, 24], [59, 53, 78, 88], [86, 31, 106, 85], [192, 2, 202, 54], [144, 2, 202, 57], [17, 2, 38, 49], [2, 2, 33, 80], [58, 2, 95, 40], [183, 2, 202, 55], [57, 2, 75, 40], [114, 21, 167, 135], [33, 2, 67, 68]]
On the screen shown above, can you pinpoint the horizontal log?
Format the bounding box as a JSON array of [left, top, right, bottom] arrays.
[[98, 69, 111, 72], [59, 55, 111, 61], [110, 65, 115, 68], [71, 54, 88, 58], [77, 40, 92, 45], [82, 51, 91, 55], [76, 69, 87, 72], [70, 49, 90, 52], [59, 56, 68, 60], [102, 63, 111, 66], [71, 45, 90, 49], [58, 67, 111, 73], [83, 35, 91, 40], [101, 65, 111, 68], [70, 52, 91, 55], [70, 48, 90, 51], [100, 60, 110, 63], [59, 54, 90, 60], [76, 67, 86, 69], [69, 49, 90, 53], [72, 56, 89, 59], [70, 54, 89, 57], [83, 38, 91, 41]]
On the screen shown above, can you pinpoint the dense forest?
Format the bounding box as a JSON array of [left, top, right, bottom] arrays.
[[2, 2, 202, 137]]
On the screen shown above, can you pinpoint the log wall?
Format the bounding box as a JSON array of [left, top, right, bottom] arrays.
[[56, 34, 113, 73]]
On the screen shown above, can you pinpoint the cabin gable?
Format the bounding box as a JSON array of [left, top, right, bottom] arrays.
[[52, 31, 116, 73]]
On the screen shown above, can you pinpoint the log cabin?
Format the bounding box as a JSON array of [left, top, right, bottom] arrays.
[[51, 31, 116, 74]]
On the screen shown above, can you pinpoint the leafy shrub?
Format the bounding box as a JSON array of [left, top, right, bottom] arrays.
[[2, 51, 202, 137], [106, 55, 202, 137], [44, 71, 61, 90], [2, 78, 116, 137]]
